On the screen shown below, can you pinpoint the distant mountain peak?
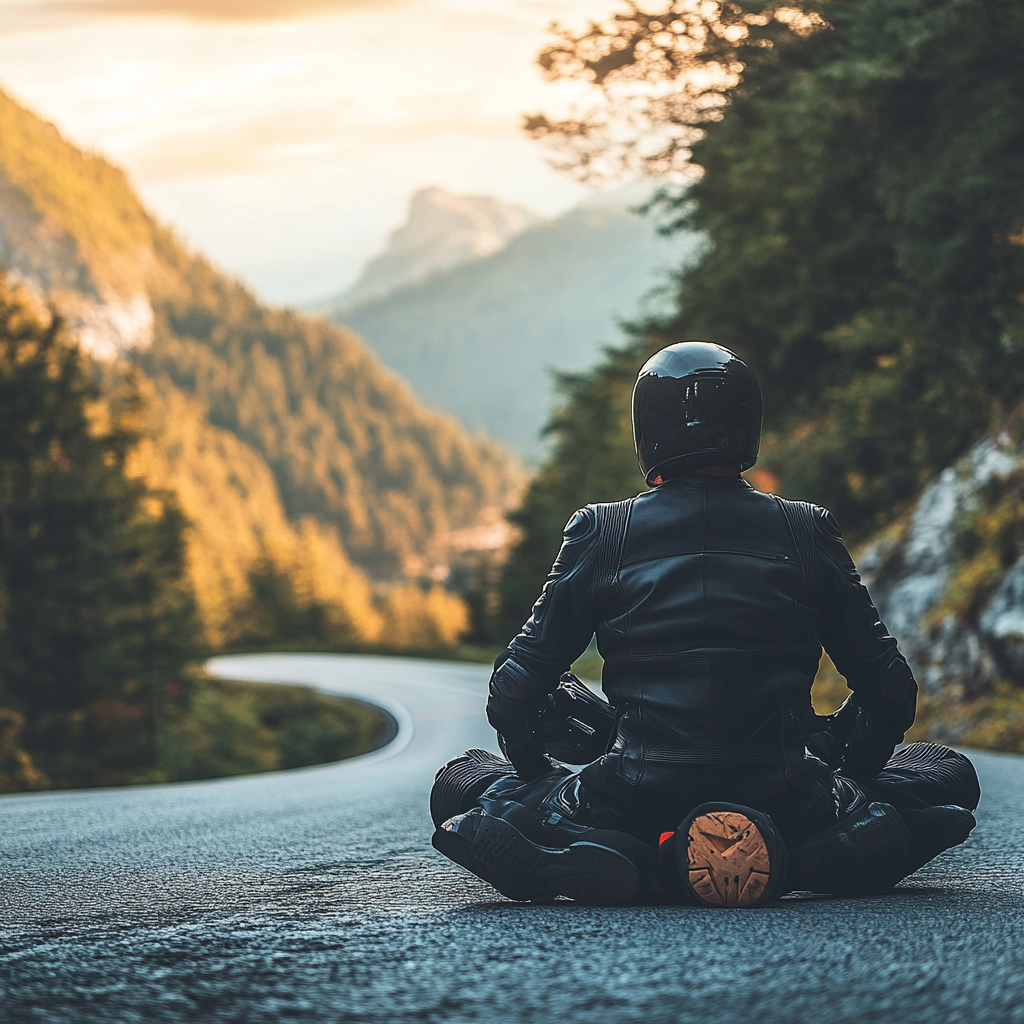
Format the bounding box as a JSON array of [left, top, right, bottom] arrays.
[[330, 192, 687, 456], [338, 186, 541, 307]]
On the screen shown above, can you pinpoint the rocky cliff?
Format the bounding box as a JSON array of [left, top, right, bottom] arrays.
[[859, 422, 1024, 742], [0, 105, 155, 360]]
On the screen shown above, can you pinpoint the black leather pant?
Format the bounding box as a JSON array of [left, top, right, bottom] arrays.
[[578, 751, 841, 844], [431, 742, 980, 849]]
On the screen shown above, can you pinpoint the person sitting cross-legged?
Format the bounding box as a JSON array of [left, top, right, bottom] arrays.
[[430, 342, 979, 907]]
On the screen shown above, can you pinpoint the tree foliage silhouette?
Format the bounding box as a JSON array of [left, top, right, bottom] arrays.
[[0, 281, 202, 788], [525, 0, 826, 182], [500, 0, 1024, 635]]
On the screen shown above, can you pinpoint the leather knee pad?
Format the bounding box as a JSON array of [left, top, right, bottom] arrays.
[[429, 749, 514, 827]]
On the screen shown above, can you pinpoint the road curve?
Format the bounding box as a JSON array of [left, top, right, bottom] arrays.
[[4, 653, 1024, 1024]]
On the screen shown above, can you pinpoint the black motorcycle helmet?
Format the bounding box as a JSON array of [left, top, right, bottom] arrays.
[[632, 341, 762, 484]]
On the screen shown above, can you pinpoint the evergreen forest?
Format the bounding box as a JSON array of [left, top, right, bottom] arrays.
[[0, 284, 197, 788], [497, 0, 1024, 638], [0, 282, 394, 790]]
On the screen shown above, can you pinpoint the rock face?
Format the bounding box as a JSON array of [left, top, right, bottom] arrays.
[[977, 556, 1024, 680], [72, 292, 154, 360], [0, 176, 153, 360], [338, 187, 541, 306], [860, 432, 1024, 698]]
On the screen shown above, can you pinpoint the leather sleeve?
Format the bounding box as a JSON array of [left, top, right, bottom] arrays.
[[486, 506, 602, 743], [813, 508, 918, 740]]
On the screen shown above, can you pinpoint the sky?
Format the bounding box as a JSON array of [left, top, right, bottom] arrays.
[[0, 0, 613, 304]]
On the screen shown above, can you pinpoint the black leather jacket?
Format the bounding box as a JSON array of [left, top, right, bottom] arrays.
[[488, 475, 917, 784]]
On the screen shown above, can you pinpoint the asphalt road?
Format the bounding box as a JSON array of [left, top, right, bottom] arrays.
[[4, 653, 1024, 1024]]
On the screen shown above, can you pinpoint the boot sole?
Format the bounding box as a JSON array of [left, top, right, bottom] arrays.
[[434, 810, 641, 905], [680, 805, 778, 908], [432, 811, 547, 902]]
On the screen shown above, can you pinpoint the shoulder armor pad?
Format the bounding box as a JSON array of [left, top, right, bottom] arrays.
[[563, 506, 598, 542], [815, 507, 843, 540]]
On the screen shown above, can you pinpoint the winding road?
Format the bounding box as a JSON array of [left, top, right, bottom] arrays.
[[4, 653, 1024, 1023]]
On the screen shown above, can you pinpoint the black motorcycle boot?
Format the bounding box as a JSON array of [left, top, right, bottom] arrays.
[[433, 806, 654, 904], [433, 771, 657, 905], [899, 804, 977, 873], [674, 803, 789, 908], [432, 808, 549, 902], [788, 799, 977, 896], [788, 801, 916, 896]]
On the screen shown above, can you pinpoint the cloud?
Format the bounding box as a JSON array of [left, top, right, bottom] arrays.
[[123, 94, 520, 183], [33, 0, 408, 23], [125, 107, 352, 180]]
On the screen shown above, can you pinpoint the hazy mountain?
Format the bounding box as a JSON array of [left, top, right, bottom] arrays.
[[327, 187, 693, 456], [337, 187, 541, 308], [0, 88, 520, 641]]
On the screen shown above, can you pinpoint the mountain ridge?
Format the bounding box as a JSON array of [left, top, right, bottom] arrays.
[[329, 190, 690, 456], [0, 87, 520, 646]]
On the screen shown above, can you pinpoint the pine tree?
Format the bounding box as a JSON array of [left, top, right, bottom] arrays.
[[0, 280, 202, 788]]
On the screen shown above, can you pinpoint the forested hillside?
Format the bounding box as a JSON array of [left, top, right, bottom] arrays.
[[333, 190, 684, 455], [0, 283, 201, 789], [138, 255, 517, 579], [498, 0, 1024, 641], [0, 87, 521, 650]]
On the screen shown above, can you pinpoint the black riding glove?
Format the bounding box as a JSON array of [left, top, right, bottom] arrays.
[[805, 697, 858, 770], [535, 673, 616, 765], [486, 655, 556, 780], [842, 701, 904, 777], [808, 694, 902, 778]]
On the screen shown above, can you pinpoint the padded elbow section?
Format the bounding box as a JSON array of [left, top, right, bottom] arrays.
[[489, 655, 535, 703]]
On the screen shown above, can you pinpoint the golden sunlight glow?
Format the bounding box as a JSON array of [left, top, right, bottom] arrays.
[[0, 0, 610, 302]]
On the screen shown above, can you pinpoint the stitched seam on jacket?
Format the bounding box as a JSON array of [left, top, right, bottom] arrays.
[[774, 496, 824, 642]]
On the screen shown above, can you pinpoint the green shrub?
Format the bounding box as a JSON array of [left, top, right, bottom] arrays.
[[151, 676, 392, 784]]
